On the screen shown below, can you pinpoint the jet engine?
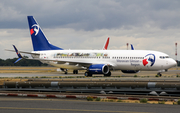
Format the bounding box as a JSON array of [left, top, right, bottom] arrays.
[[88, 64, 109, 74]]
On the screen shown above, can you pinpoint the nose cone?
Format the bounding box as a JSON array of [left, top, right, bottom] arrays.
[[169, 59, 177, 68]]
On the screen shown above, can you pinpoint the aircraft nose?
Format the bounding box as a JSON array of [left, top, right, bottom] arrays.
[[169, 59, 177, 67]]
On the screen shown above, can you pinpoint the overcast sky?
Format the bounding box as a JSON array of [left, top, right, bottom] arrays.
[[1, 0, 180, 60]]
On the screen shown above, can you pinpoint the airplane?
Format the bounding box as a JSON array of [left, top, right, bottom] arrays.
[[7, 16, 177, 77]]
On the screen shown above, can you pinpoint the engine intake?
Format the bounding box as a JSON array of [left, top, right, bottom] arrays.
[[88, 64, 109, 74]]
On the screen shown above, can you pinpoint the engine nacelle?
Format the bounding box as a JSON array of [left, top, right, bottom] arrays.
[[88, 64, 109, 74], [121, 70, 140, 73]]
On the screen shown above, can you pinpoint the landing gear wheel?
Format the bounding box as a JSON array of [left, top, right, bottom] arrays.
[[61, 68, 68, 74], [104, 71, 111, 77], [73, 70, 78, 74], [157, 73, 162, 77], [84, 72, 92, 77]]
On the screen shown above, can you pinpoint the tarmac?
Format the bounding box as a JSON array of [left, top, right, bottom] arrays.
[[0, 68, 180, 77], [0, 66, 180, 78], [1, 67, 180, 113], [0, 96, 180, 113]]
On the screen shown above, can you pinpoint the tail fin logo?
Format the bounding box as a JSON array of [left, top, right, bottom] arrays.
[[30, 24, 39, 36]]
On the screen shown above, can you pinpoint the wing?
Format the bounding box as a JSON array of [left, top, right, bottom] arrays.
[[31, 57, 114, 69]]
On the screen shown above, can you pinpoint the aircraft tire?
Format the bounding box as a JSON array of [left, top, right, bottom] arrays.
[[73, 70, 78, 74], [159, 73, 162, 77], [157, 73, 162, 77], [84, 72, 92, 77], [76, 70, 78, 74]]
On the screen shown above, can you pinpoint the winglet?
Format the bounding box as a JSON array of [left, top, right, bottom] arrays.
[[130, 44, 134, 50], [13, 45, 23, 63], [14, 58, 22, 63], [103, 37, 110, 50]]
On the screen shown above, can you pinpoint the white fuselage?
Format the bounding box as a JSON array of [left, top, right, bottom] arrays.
[[31, 50, 177, 71]]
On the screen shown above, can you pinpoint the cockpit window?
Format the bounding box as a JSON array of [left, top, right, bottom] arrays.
[[159, 56, 169, 59]]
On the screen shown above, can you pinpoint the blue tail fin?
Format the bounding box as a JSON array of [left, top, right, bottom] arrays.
[[27, 16, 63, 51], [130, 44, 134, 50]]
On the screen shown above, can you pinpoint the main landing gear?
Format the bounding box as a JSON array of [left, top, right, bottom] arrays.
[[60, 68, 68, 74], [84, 72, 92, 77], [73, 70, 78, 74], [60, 68, 78, 74]]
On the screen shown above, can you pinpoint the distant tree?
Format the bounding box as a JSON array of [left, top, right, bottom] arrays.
[[0, 56, 48, 66], [0, 59, 5, 66]]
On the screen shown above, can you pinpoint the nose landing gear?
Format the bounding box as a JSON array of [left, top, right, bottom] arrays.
[[157, 72, 162, 77]]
